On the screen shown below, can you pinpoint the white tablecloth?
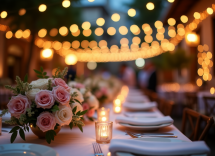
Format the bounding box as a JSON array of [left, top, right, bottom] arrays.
[[0, 105, 191, 156]]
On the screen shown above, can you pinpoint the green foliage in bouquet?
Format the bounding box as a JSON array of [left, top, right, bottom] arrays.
[[0, 67, 88, 144]]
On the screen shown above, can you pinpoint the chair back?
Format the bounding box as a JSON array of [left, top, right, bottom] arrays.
[[181, 108, 214, 141], [203, 96, 215, 116], [156, 98, 174, 116], [185, 92, 198, 111]]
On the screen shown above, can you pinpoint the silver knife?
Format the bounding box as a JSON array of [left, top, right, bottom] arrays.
[[127, 132, 177, 138]]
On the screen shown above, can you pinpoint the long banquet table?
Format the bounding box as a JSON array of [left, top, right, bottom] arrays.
[[0, 98, 191, 156]]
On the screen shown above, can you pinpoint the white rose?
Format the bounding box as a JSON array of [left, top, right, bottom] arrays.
[[87, 95, 99, 110], [70, 88, 84, 103], [79, 88, 86, 95], [54, 105, 73, 126], [85, 91, 92, 97], [25, 89, 41, 101], [30, 79, 49, 89], [68, 81, 77, 87], [71, 102, 83, 114]]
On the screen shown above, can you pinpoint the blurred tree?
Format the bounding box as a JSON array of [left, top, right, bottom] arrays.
[[0, 0, 94, 74]]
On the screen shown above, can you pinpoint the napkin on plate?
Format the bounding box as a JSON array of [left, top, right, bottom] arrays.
[[123, 111, 158, 118], [0, 110, 11, 121], [115, 116, 173, 126], [123, 102, 157, 111], [109, 139, 210, 156], [126, 96, 149, 103]]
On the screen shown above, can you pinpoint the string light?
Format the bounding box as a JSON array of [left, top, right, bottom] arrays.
[[111, 13, 120, 22], [15, 30, 23, 38], [82, 21, 91, 30], [62, 0, 71, 8], [59, 26, 68, 36], [70, 24, 79, 33], [193, 12, 201, 19], [135, 58, 145, 68], [41, 49, 53, 60], [154, 21, 163, 29], [83, 29, 92, 37], [130, 25, 139, 34], [38, 4, 47, 12], [180, 15, 188, 23], [72, 29, 80, 37], [88, 0, 95, 2], [23, 29, 31, 38], [81, 40, 89, 49], [119, 26, 128, 35], [38, 29, 47, 38], [95, 27, 104, 36], [0, 11, 7, 18], [65, 54, 77, 65], [167, 0, 174, 3], [167, 18, 176, 26], [96, 18, 105, 26], [207, 7, 213, 14], [146, 2, 154, 10], [71, 40, 80, 49], [128, 8, 136, 17], [87, 62, 97, 70], [49, 28, 58, 37]]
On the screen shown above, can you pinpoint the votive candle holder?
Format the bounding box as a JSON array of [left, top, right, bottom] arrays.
[[95, 121, 113, 144]]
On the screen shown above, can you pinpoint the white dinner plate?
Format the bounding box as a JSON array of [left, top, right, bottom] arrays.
[[123, 102, 157, 111], [0, 143, 58, 156], [118, 122, 172, 130], [116, 138, 206, 156]]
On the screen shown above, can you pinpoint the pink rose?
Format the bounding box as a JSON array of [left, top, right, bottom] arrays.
[[35, 90, 55, 109], [53, 78, 70, 91], [36, 112, 56, 132], [101, 87, 108, 95], [82, 103, 90, 111], [7, 94, 30, 118], [95, 91, 102, 98], [52, 86, 71, 106], [74, 83, 85, 89], [87, 109, 95, 117]]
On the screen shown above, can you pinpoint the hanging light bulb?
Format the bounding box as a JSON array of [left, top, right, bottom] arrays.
[[39, 4, 47, 12], [65, 54, 78, 65], [62, 0, 71, 8]]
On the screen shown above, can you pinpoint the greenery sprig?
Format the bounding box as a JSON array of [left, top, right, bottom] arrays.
[[52, 67, 68, 79], [34, 67, 49, 79]]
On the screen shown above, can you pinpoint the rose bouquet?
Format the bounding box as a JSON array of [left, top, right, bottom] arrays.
[[68, 81, 99, 121], [0, 67, 88, 144]]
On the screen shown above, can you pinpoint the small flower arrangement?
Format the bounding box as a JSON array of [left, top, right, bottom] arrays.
[[68, 81, 99, 121], [0, 67, 88, 144]]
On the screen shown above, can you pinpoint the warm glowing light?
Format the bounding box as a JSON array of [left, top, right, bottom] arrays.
[[38, 29, 47, 38], [154, 21, 163, 29], [49, 28, 58, 37], [144, 35, 153, 43], [185, 32, 200, 47], [41, 49, 53, 58], [82, 21, 91, 30], [198, 45, 203, 52], [111, 13, 120, 22], [114, 106, 121, 113], [207, 8, 213, 15], [19, 9, 26, 16], [65, 54, 77, 65], [43, 41, 52, 49], [70, 24, 79, 33], [196, 78, 202, 87], [193, 12, 201, 19], [0, 11, 7, 18], [132, 36, 141, 45], [107, 27, 116, 36], [83, 29, 92, 37], [130, 25, 139, 34], [88, 0, 94, 2], [146, 2, 154, 10], [15, 30, 23, 38], [114, 99, 121, 106], [101, 117, 107, 122], [96, 18, 105, 26], [87, 62, 97, 70], [95, 27, 104, 36], [180, 15, 188, 23], [156, 33, 164, 40], [53, 41, 62, 50], [71, 40, 80, 49], [99, 40, 107, 48], [203, 44, 209, 51], [6, 31, 13, 39], [119, 26, 128, 35], [135, 58, 145, 68], [39, 4, 47, 12], [168, 18, 176, 26], [198, 68, 203, 76], [62, 0, 71, 8], [128, 8, 136, 17], [59, 26, 68, 36], [167, 0, 174, 3], [210, 87, 215, 94], [207, 52, 212, 59], [168, 29, 176, 37], [62, 41, 71, 50], [81, 40, 89, 49], [23, 29, 31, 38]]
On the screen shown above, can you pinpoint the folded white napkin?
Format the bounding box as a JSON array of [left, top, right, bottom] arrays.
[[109, 139, 210, 156], [126, 96, 149, 103], [123, 111, 158, 118], [0, 110, 11, 121], [123, 102, 157, 111], [115, 116, 173, 126]]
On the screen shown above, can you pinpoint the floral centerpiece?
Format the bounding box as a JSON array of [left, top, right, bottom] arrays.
[[68, 81, 99, 121], [0, 67, 88, 144]]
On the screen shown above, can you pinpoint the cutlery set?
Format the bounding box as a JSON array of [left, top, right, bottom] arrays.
[[126, 131, 178, 138]]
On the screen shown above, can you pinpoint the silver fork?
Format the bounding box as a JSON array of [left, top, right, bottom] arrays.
[[92, 142, 104, 156]]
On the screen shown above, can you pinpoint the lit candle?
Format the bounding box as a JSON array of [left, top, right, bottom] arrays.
[[95, 122, 113, 144], [114, 99, 121, 106], [114, 106, 121, 113]]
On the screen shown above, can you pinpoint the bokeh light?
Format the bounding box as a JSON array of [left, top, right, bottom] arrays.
[[119, 26, 128, 35], [72, 29, 80, 37], [135, 58, 145, 68], [167, 0, 174, 3], [19, 9, 26, 16], [23, 29, 31, 38], [15, 29, 23, 38], [95, 27, 104, 36], [81, 40, 89, 49], [210, 87, 215, 94], [88, 0, 94, 2], [65, 54, 77, 65], [71, 40, 80, 49], [96, 18, 105, 26], [0, 11, 7, 18], [128, 8, 136, 17], [130, 25, 139, 34], [62, 0, 71, 8], [6, 31, 13, 39], [168, 18, 176, 26], [196, 78, 202, 87], [146, 2, 154, 10], [207, 8, 213, 15], [154, 21, 163, 29], [111, 13, 120, 22], [180, 15, 188, 23], [49, 28, 58, 37], [82, 21, 91, 30], [83, 29, 92, 37], [38, 29, 47, 38], [107, 27, 116, 36], [59, 26, 68, 36], [41, 49, 53, 59], [39, 4, 47, 12], [87, 62, 97, 70], [193, 12, 201, 19]]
